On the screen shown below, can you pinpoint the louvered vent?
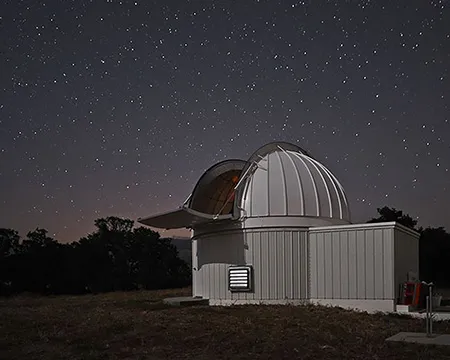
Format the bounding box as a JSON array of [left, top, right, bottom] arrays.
[[228, 266, 252, 292]]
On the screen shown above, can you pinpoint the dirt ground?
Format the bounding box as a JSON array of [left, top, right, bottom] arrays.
[[2, 288, 450, 360]]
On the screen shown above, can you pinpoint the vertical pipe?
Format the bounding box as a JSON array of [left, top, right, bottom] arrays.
[[429, 285, 433, 336], [422, 281, 434, 337]]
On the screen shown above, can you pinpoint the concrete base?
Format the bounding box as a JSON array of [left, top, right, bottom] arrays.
[[386, 332, 450, 346], [162, 297, 209, 307], [210, 298, 394, 312], [209, 299, 309, 306], [396, 304, 412, 313], [310, 298, 395, 313], [395, 311, 450, 321]]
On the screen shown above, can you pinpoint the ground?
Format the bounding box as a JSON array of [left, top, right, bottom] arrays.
[[2, 288, 450, 360]]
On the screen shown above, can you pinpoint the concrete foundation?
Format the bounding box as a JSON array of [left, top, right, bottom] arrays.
[[310, 298, 395, 313], [162, 297, 209, 307], [209, 299, 309, 306]]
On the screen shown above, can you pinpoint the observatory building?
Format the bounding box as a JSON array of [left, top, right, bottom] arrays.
[[138, 142, 419, 312]]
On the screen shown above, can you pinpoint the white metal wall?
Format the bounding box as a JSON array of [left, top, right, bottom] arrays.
[[193, 229, 309, 301], [193, 231, 246, 299], [309, 226, 395, 300], [245, 230, 308, 301], [393, 226, 420, 300], [194, 222, 419, 306], [192, 238, 200, 297]]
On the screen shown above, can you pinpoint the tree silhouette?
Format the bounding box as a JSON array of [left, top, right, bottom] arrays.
[[367, 206, 418, 230], [0, 229, 21, 295], [419, 226, 450, 286], [131, 226, 190, 290], [0, 216, 191, 296], [13, 228, 63, 294], [0, 228, 20, 257]]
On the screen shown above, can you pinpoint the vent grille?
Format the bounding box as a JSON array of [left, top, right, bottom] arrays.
[[229, 266, 252, 292]]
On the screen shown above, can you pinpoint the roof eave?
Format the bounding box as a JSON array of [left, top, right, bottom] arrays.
[[137, 207, 234, 230]]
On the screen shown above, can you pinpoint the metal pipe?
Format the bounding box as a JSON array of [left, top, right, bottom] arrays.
[[182, 193, 192, 207], [429, 285, 433, 336], [234, 163, 257, 190], [422, 281, 434, 337]]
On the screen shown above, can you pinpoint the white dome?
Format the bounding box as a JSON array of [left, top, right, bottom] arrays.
[[239, 143, 351, 224], [138, 141, 351, 231]]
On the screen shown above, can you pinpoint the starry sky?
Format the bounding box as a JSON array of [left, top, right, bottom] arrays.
[[1, 0, 449, 243]]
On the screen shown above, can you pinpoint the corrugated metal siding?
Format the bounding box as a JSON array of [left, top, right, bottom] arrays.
[[195, 229, 308, 301], [195, 231, 246, 300], [309, 227, 395, 300], [394, 227, 419, 300], [192, 239, 201, 297], [239, 230, 308, 301]]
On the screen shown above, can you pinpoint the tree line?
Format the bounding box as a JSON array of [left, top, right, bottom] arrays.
[[0, 206, 449, 296], [0, 217, 191, 296]]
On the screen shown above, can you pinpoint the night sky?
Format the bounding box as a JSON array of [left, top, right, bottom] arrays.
[[1, 0, 449, 243]]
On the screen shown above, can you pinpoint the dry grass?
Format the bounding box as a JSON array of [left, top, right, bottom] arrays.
[[2, 288, 450, 359]]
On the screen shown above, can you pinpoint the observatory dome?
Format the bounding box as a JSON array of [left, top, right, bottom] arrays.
[[238, 142, 351, 224], [138, 141, 351, 230]]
